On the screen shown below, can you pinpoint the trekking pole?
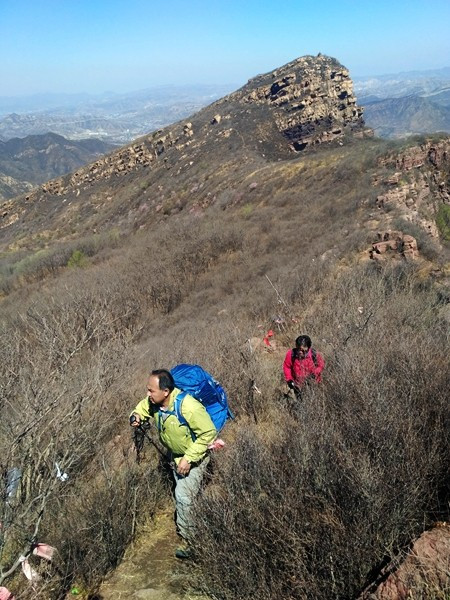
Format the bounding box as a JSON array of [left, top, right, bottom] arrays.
[[130, 416, 172, 466]]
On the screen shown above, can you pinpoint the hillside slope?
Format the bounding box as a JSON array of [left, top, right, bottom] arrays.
[[363, 95, 450, 138], [0, 55, 449, 600]]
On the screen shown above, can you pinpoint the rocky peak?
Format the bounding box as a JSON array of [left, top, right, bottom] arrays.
[[230, 54, 367, 150]]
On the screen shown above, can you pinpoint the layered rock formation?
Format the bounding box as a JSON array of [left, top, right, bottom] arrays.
[[373, 139, 450, 241], [237, 53, 367, 150], [369, 230, 418, 261], [0, 54, 369, 250]]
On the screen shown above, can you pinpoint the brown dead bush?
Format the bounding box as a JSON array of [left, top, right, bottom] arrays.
[[189, 263, 449, 600], [1, 136, 449, 597]]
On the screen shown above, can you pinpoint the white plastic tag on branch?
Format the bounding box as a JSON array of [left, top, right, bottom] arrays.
[[33, 543, 55, 561], [55, 463, 69, 482], [19, 557, 40, 582], [6, 468, 21, 498], [208, 438, 225, 450]]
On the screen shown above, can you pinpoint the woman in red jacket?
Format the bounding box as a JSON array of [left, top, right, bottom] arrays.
[[283, 335, 325, 400]]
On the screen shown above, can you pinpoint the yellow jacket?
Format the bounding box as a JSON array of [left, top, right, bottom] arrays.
[[132, 388, 217, 464]]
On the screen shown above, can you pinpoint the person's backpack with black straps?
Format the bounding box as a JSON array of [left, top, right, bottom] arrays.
[[169, 364, 232, 436]]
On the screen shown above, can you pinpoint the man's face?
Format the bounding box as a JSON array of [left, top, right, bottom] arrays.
[[147, 375, 170, 405], [298, 345, 309, 358]]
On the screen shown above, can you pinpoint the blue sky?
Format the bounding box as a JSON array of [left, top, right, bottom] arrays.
[[1, 0, 449, 96]]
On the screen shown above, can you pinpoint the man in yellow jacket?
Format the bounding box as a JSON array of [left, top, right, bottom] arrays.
[[130, 368, 217, 558]]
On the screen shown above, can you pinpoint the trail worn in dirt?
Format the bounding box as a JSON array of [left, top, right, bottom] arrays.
[[96, 511, 197, 600]]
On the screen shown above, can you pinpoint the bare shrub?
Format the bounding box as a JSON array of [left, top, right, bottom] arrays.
[[0, 134, 448, 597], [0, 269, 160, 596], [189, 263, 449, 600], [44, 456, 166, 594]]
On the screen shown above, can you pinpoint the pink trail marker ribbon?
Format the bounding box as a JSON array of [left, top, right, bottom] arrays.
[[32, 543, 55, 561]]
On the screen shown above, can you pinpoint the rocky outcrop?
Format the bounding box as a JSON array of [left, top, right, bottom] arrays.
[[379, 140, 450, 171], [369, 230, 418, 261], [237, 54, 367, 151], [374, 138, 450, 241], [29, 55, 366, 198], [359, 524, 450, 599]]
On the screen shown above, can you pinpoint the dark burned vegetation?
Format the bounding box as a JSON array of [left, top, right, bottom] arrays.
[[0, 135, 449, 599]]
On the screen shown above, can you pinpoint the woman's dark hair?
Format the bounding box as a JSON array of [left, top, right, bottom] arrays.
[[151, 369, 175, 392], [295, 335, 312, 349]]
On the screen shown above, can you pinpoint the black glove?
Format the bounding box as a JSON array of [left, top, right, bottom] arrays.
[[287, 380, 295, 389]]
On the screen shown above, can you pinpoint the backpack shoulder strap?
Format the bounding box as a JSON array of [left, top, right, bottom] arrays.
[[290, 348, 298, 373], [173, 390, 197, 441], [156, 390, 188, 431], [173, 390, 188, 426]]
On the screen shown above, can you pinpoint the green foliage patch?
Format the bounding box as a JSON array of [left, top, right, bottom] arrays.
[[436, 203, 450, 242], [67, 249, 88, 268]]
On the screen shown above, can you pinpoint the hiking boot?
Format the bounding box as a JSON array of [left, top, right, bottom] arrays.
[[175, 544, 192, 559]]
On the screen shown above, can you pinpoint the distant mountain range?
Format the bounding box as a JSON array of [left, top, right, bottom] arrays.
[[354, 66, 450, 102], [354, 67, 450, 137], [0, 132, 115, 200], [0, 84, 237, 144], [362, 96, 450, 139]]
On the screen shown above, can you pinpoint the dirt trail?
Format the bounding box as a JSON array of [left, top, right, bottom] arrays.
[[96, 511, 196, 600]]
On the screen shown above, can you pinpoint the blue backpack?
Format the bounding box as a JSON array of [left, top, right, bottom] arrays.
[[170, 364, 232, 434]]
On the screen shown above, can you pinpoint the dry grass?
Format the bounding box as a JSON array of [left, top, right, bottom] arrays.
[[0, 136, 449, 598]]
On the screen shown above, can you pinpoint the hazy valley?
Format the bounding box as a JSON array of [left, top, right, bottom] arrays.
[[0, 84, 236, 144]]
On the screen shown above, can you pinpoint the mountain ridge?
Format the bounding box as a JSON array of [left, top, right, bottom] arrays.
[[0, 54, 369, 252], [0, 55, 448, 600]]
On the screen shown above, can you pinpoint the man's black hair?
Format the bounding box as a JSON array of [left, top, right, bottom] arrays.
[[151, 369, 175, 392], [295, 335, 312, 349]]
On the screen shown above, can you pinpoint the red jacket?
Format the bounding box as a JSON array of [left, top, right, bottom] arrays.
[[283, 348, 325, 386]]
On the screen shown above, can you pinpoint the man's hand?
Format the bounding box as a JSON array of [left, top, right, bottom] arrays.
[[177, 457, 191, 476], [130, 413, 141, 427]]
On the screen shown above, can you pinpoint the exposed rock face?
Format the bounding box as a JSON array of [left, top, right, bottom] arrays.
[[374, 139, 450, 241], [236, 54, 366, 151], [369, 230, 418, 261], [359, 524, 450, 599], [379, 139, 450, 171]]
